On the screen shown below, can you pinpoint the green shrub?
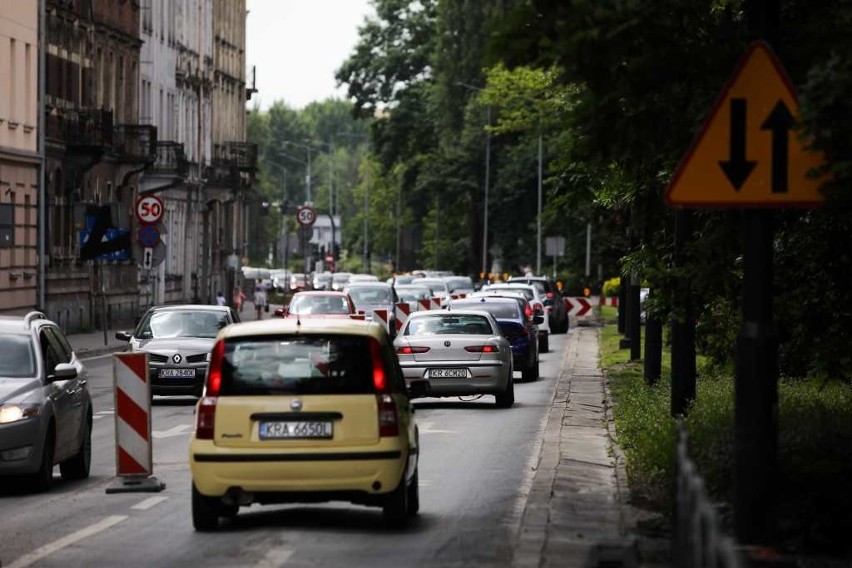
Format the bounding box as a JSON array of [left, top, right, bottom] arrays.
[[603, 316, 852, 553], [602, 277, 620, 297]]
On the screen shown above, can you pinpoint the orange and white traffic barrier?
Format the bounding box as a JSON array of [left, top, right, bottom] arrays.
[[105, 352, 165, 493], [372, 308, 391, 334], [394, 302, 412, 333]]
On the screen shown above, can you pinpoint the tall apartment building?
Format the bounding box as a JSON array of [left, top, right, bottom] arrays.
[[43, 0, 155, 331], [138, 0, 212, 307], [0, 2, 39, 314], [205, 0, 256, 302]]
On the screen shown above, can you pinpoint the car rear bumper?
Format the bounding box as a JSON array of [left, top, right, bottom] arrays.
[[399, 362, 509, 395], [189, 440, 408, 498]]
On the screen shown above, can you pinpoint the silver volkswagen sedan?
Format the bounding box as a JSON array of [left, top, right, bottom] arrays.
[[393, 310, 514, 408], [116, 305, 240, 397]]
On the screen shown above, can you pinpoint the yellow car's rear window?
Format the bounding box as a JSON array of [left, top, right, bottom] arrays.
[[221, 335, 374, 395]]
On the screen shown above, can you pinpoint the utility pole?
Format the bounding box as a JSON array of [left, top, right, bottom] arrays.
[[536, 125, 543, 274], [483, 106, 492, 278]]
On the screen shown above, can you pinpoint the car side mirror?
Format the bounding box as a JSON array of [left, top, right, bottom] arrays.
[[532, 315, 544, 325], [407, 379, 431, 399], [274, 307, 286, 317], [115, 330, 132, 341], [50, 363, 78, 382]]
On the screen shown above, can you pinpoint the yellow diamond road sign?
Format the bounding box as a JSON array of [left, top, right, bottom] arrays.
[[666, 41, 829, 208]]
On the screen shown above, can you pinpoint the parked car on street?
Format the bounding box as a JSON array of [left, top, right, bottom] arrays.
[[507, 276, 569, 333], [395, 310, 514, 408], [447, 296, 541, 381], [0, 311, 92, 491], [273, 291, 356, 319], [189, 317, 429, 530], [116, 305, 240, 397]]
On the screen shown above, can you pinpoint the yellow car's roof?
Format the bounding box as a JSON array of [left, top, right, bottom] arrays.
[[218, 317, 387, 341]]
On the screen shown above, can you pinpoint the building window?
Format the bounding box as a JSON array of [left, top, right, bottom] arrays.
[[0, 203, 14, 248]]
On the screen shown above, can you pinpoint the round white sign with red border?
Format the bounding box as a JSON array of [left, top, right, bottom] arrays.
[[136, 195, 164, 225], [296, 205, 316, 227]]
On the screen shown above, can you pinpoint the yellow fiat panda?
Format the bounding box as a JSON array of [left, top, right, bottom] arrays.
[[189, 317, 428, 530]]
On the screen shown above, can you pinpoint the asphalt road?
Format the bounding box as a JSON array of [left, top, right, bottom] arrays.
[[0, 332, 571, 568]]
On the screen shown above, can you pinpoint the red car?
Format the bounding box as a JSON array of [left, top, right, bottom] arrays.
[[274, 291, 356, 319]]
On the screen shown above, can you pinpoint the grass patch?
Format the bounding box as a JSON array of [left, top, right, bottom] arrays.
[[601, 318, 852, 554]]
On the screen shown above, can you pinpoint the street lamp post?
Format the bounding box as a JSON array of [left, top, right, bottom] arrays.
[[536, 123, 542, 275]]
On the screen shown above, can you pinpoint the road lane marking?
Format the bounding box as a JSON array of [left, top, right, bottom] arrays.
[[253, 547, 294, 567], [131, 496, 169, 510], [93, 410, 115, 421], [152, 424, 193, 439], [5, 515, 127, 568], [418, 421, 455, 435]]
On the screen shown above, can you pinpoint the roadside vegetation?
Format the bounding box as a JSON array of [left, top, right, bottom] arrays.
[[599, 307, 852, 555]]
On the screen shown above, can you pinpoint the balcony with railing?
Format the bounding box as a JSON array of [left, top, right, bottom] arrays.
[[207, 142, 258, 189], [213, 142, 258, 171], [45, 108, 114, 149], [114, 124, 157, 163], [150, 142, 189, 177]]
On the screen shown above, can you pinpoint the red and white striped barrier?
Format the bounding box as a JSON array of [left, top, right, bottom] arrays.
[[394, 302, 412, 333], [430, 297, 443, 310], [417, 299, 431, 311], [599, 296, 618, 307], [106, 352, 164, 493], [372, 308, 391, 334]]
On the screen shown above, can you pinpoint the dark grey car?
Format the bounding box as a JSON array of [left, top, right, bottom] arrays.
[[116, 305, 240, 397], [0, 312, 92, 492]]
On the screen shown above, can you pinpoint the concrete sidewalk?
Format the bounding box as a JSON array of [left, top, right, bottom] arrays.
[[512, 326, 640, 568]]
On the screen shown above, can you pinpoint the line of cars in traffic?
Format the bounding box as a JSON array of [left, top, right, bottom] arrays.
[[0, 272, 569, 532]]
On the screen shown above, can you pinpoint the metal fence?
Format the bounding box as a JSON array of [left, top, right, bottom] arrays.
[[674, 421, 742, 568]]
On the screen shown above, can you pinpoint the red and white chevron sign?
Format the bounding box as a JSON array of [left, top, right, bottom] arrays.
[[430, 297, 443, 310], [417, 299, 431, 311], [564, 297, 593, 317], [372, 308, 391, 333], [112, 353, 153, 476]]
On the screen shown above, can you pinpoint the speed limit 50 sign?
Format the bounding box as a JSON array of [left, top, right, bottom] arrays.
[[136, 195, 164, 225], [296, 205, 316, 227]]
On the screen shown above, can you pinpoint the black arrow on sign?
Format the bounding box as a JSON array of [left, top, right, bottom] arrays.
[[761, 100, 795, 193], [719, 98, 757, 191], [144, 248, 152, 268]]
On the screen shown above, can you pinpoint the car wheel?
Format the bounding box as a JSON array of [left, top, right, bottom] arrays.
[[495, 377, 515, 408], [406, 466, 420, 517], [192, 483, 221, 531], [382, 465, 410, 527], [60, 417, 91, 480], [30, 428, 55, 493], [540, 334, 549, 353], [522, 359, 539, 382]]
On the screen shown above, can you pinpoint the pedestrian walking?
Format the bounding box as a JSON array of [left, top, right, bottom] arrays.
[[233, 286, 246, 312], [215, 291, 226, 306], [253, 286, 267, 320]]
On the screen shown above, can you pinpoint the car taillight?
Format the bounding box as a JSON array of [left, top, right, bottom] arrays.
[[376, 393, 399, 437], [205, 340, 225, 397], [396, 346, 430, 355], [369, 337, 387, 392], [195, 396, 217, 440], [524, 304, 533, 320], [465, 345, 499, 353]]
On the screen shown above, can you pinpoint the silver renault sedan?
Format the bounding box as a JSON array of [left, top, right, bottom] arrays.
[[116, 305, 240, 397], [393, 310, 514, 408]]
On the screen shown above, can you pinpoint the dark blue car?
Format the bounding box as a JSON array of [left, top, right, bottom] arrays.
[[447, 297, 541, 381]]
